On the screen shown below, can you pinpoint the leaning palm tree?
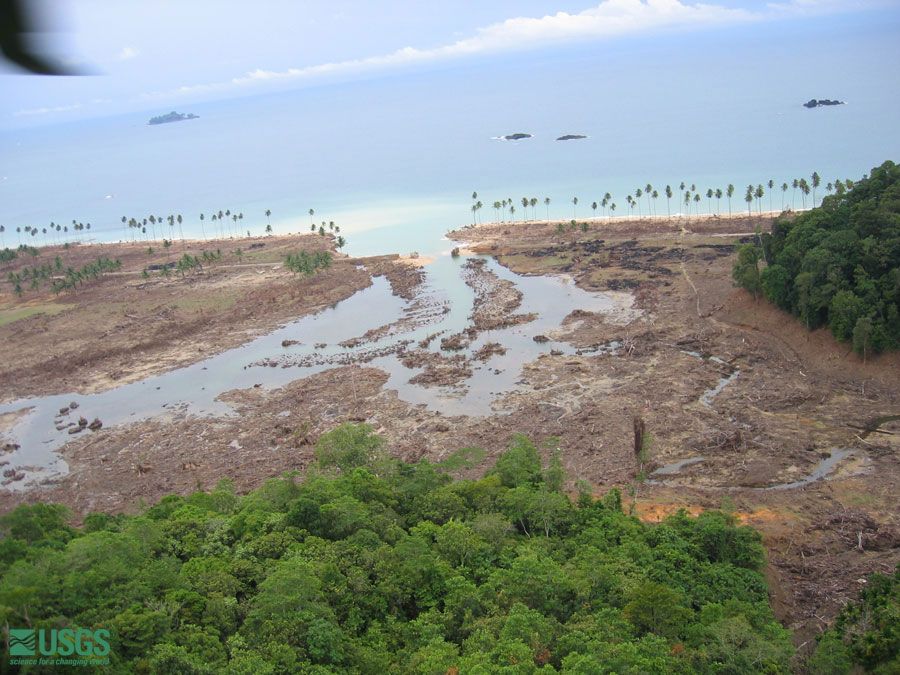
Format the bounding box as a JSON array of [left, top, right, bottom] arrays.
[[544, 197, 551, 221]]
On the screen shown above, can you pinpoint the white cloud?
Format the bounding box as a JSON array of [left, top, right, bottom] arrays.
[[13, 103, 83, 117], [117, 46, 139, 61], [142, 0, 763, 100]]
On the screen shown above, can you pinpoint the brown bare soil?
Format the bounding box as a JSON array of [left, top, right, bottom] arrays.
[[2, 214, 898, 652], [0, 234, 411, 400]]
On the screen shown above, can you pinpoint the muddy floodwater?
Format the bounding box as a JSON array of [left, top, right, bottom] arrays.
[[0, 252, 630, 487]]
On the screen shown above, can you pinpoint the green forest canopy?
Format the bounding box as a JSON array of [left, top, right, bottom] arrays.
[[733, 160, 900, 355], [0, 425, 795, 673]]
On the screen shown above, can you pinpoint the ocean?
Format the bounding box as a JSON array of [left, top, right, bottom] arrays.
[[1, 24, 899, 258]]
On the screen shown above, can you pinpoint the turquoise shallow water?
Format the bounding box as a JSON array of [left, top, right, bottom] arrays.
[[2, 33, 898, 258]]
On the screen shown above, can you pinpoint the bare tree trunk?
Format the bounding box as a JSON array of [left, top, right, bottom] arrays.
[[633, 416, 646, 471]]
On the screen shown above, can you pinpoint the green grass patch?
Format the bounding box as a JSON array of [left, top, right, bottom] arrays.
[[0, 303, 67, 327]]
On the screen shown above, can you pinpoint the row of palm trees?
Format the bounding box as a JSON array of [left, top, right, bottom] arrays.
[[470, 172, 855, 224], [0, 222, 91, 248]]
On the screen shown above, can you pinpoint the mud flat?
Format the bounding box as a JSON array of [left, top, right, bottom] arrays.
[[2, 214, 898, 650], [448, 214, 900, 648]]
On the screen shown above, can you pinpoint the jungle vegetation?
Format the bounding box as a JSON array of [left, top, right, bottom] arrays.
[[733, 160, 900, 356], [0, 426, 794, 673]]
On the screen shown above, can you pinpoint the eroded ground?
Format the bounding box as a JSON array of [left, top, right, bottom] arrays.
[[1, 215, 898, 652]]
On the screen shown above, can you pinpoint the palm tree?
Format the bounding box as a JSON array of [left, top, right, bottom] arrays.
[[693, 193, 701, 217], [610, 203, 617, 219], [265, 209, 271, 231], [651, 190, 659, 217], [308, 208, 315, 226], [706, 188, 713, 215], [791, 179, 799, 209], [745, 185, 754, 216], [811, 171, 821, 206], [199, 213, 206, 240], [781, 183, 788, 210], [177, 214, 184, 244], [591, 201, 598, 219], [572, 196, 578, 219], [530, 197, 538, 221], [683, 192, 691, 219], [475, 201, 483, 224], [544, 197, 551, 221], [715, 188, 723, 214], [645, 183, 653, 215], [665, 185, 673, 217], [471, 204, 477, 225], [635, 188, 643, 219], [799, 179, 810, 208], [521, 197, 529, 222], [755, 184, 764, 215], [509, 204, 516, 222], [726, 184, 735, 216], [767, 179, 774, 213], [679, 181, 685, 207]]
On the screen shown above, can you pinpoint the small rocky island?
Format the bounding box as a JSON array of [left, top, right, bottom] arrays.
[[803, 99, 845, 109], [556, 134, 587, 141], [148, 111, 199, 125], [502, 133, 532, 141]]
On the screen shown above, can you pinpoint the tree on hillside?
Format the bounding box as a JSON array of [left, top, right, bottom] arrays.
[[732, 244, 762, 298]]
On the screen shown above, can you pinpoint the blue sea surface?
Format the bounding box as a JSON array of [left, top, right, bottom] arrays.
[[1, 23, 899, 257]]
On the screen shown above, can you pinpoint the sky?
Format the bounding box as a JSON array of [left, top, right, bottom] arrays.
[[1, 0, 898, 129]]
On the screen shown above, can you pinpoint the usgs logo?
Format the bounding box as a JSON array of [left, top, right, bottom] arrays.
[[8, 627, 110, 659]]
